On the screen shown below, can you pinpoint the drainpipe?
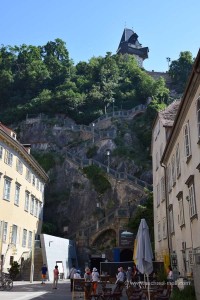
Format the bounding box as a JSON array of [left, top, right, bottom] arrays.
[[161, 163, 172, 264], [0, 221, 4, 275]]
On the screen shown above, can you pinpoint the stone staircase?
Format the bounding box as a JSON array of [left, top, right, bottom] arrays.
[[20, 247, 43, 281]]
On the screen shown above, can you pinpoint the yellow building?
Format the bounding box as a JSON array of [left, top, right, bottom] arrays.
[[0, 122, 48, 273]]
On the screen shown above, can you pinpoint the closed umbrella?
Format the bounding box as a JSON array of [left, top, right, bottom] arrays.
[[134, 219, 153, 300]]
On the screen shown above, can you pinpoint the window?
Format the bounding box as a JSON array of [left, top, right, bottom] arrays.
[[176, 144, 181, 178], [14, 184, 20, 206], [32, 174, 36, 186], [158, 222, 161, 241], [28, 231, 32, 248], [156, 183, 160, 206], [25, 168, 31, 182], [10, 256, 14, 265], [163, 218, 167, 239], [16, 158, 23, 175], [161, 177, 165, 201], [171, 155, 176, 186], [11, 225, 18, 245], [30, 196, 34, 215], [177, 193, 185, 226], [3, 177, 11, 201], [183, 122, 191, 158], [40, 183, 44, 193], [24, 191, 30, 212], [36, 178, 39, 190], [34, 200, 38, 217], [0, 221, 8, 242], [188, 183, 197, 218], [22, 229, 27, 247], [4, 150, 13, 166], [38, 202, 42, 219], [0, 146, 3, 159], [197, 97, 200, 139], [169, 205, 174, 234], [3, 222, 8, 242], [185, 175, 197, 218], [167, 164, 172, 193]]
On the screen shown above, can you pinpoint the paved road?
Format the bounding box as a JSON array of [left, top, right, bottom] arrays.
[[0, 280, 128, 300], [0, 280, 73, 300]]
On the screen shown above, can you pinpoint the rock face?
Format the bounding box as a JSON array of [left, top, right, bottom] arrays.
[[18, 114, 152, 240]]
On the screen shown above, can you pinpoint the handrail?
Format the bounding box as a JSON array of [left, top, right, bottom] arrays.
[[65, 151, 152, 191]]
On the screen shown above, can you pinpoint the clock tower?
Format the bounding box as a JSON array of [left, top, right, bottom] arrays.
[[117, 28, 149, 67]]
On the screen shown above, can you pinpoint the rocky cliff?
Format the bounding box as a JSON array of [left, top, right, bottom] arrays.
[[18, 108, 152, 242]]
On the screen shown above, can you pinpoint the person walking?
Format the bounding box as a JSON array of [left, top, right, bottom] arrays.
[[126, 267, 132, 286], [167, 265, 174, 282], [84, 267, 92, 299], [41, 264, 48, 284], [52, 265, 59, 289], [69, 265, 76, 292], [115, 267, 125, 291], [91, 267, 99, 295]]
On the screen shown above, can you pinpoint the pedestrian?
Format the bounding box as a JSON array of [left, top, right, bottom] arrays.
[[74, 269, 81, 279], [132, 264, 138, 282], [69, 265, 76, 292], [167, 265, 174, 291], [53, 265, 59, 289], [41, 263, 48, 284], [91, 267, 99, 295], [84, 267, 92, 299], [115, 267, 124, 290], [126, 267, 132, 285], [167, 265, 174, 282]]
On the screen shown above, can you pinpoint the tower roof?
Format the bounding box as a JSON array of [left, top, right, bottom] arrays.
[[117, 28, 149, 60]]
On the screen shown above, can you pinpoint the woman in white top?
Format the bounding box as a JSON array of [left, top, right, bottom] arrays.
[[91, 267, 99, 295], [167, 265, 174, 282]]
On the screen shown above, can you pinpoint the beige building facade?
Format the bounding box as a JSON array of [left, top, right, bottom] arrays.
[[152, 49, 200, 278], [0, 123, 48, 272]]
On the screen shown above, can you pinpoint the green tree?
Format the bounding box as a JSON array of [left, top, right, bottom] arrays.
[[128, 190, 154, 243], [42, 38, 73, 88], [169, 51, 194, 93]]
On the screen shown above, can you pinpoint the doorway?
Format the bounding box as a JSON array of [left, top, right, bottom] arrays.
[[120, 249, 133, 262]]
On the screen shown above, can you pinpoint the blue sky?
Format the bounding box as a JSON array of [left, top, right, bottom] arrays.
[[1, 0, 199, 72]]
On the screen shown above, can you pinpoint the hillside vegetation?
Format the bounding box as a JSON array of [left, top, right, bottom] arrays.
[[0, 38, 170, 125]]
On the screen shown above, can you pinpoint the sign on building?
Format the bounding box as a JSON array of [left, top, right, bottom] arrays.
[[119, 230, 134, 248]]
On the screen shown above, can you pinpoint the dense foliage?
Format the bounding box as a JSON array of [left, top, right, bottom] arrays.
[[169, 51, 194, 94], [0, 39, 170, 125], [83, 165, 111, 194], [128, 190, 154, 246]]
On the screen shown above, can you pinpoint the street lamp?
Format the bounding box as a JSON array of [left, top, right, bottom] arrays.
[[92, 123, 95, 144], [106, 149, 110, 173], [166, 57, 171, 70], [112, 99, 115, 116]]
